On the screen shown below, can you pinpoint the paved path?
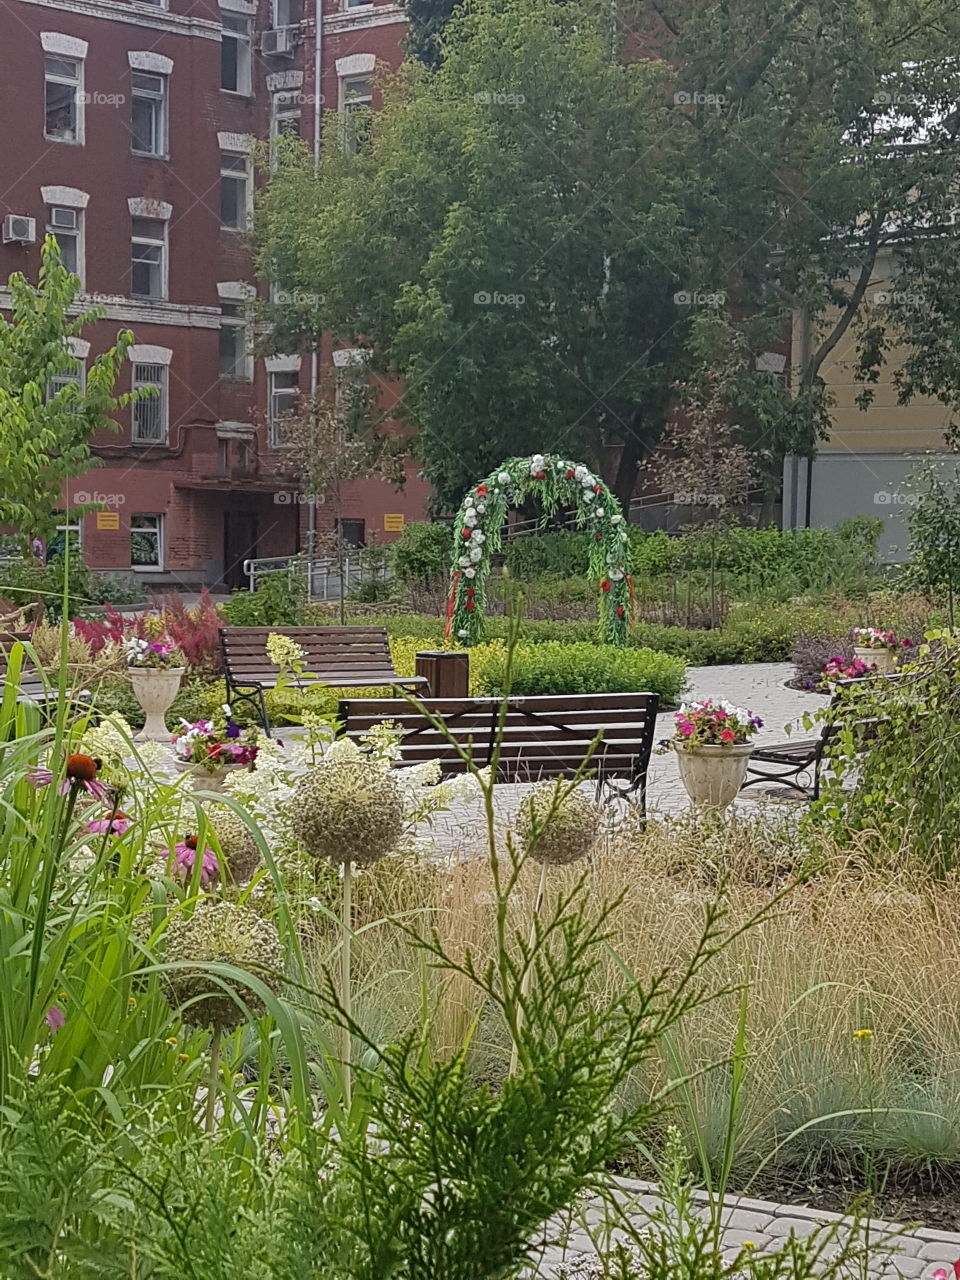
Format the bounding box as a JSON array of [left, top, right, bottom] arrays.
[[419, 662, 827, 859], [531, 1178, 960, 1279]]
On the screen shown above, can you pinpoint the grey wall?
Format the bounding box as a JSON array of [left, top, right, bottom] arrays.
[[783, 452, 960, 562]]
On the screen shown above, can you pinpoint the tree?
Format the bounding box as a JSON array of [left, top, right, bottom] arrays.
[[0, 238, 139, 551], [257, 0, 960, 512], [270, 366, 405, 621]]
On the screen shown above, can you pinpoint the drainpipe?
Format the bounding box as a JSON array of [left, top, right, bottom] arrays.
[[306, 0, 323, 590]]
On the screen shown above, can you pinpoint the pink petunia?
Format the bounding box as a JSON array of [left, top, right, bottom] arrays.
[[720, 728, 736, 743], [679, 722, 695, 737]]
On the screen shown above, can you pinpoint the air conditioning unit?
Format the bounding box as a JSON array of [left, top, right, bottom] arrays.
[[2, 214, 37, 245], [261, 27, 296, 55]]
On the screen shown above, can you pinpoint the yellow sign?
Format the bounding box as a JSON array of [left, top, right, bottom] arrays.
[[96, 511, 120, 530], [384, 513, 405, 532]]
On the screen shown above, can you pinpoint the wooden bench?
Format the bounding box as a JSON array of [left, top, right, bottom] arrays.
[[740, 672, 910, 800], [339, 691, 661, 812], [220, 625, 427, 732]]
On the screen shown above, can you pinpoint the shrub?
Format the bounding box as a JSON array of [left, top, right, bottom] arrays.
[[391, 520, 451, 587], [0, 559, 102, 622], [471, 641, 687, 701], [220, 571, 307, 627], [151, 590, 224, 672]]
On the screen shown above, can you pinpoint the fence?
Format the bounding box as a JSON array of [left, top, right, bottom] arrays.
[[243, 552, 391, 603]]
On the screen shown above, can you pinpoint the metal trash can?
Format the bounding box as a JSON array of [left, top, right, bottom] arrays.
[[415, 650, 469, 698]]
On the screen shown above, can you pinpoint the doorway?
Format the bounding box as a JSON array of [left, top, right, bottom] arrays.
[[223, 510, 258, 590]]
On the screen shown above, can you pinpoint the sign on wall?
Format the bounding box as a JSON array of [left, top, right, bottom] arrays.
[[383, 514, 405, 532], [96, 511, 120, 531]]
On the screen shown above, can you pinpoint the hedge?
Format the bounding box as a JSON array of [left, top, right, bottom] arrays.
[[470, 642, 687, 701]]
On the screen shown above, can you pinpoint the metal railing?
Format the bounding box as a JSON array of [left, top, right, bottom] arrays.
[[243, 552, 391, 602]]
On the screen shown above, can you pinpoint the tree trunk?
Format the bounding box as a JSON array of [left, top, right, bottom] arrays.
[[611, 430, 644, 514]]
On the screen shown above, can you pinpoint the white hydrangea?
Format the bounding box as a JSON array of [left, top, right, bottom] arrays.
[[469, 547, 482, 562], [476, 502, 486, 514], [471, 530, 485, 544], [611, 514, 622, 524], [464, 507, 477, 523], [498, 471, 510, 484], [596, 507, 605, 517], [584, 491, 595, 502], [465, 568, 476, 578], [459, 555, 471, 568], [574, 464, 587, 479]]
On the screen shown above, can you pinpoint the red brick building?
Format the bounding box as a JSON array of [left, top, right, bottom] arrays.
[[0, 0, 428, 589]]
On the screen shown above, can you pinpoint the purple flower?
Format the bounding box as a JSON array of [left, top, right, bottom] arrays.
[[225, 720, 241, 740], [86, 812, 132, 836], [46, 1005, 66, 1032], [168, 837, 220, 887]]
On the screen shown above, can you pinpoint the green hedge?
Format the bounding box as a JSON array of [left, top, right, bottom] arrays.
[[471, 642, 686, 701]]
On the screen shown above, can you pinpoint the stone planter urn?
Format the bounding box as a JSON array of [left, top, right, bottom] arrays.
[[173, 760, 247, 794], [674, 742, 755, 811], [853, 647, 896, 676], [130, 667, 185, 741]]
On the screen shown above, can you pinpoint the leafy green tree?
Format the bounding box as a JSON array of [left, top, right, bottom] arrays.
[[257, 0, 960, 511], [0, 238, 138, 551]]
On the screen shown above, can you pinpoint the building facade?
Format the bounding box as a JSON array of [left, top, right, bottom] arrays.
[[0, 0, 428, 589]]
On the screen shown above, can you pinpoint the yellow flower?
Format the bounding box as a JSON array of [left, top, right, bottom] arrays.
[[742, 1242, 756, 1250], [852, 1028, 874, 1040], [177, 1053, 190, 1063], [128, 996, 137, 1009], [165, 1036, 178, 1047]]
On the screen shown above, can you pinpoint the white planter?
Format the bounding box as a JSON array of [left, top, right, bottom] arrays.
[[173, 759, 247, 794], [853, 647, 896, 676], [674, 742, 755, 811], [130, 667, 185, 741]]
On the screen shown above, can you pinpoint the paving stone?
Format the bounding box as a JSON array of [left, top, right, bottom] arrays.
[[765, 1216, 825, 1239], [719, 1229, 773, 1250], [918, 1241, 960, 1262], [719, 1209, 777, 1232]]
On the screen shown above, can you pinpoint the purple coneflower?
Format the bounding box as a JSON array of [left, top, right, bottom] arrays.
[[29, 753, 109, 800], [85, 810, 132, 836], [169, 834, 219, 887]]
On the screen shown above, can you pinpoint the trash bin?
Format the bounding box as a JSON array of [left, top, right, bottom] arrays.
[[415, 650, 469, 698]]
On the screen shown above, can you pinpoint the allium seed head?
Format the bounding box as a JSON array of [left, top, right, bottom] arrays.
[[290, 758, 403, 866], [163, 899, 282, 1033], [205, 806, 262, 883], [516, 782, 600, 866]]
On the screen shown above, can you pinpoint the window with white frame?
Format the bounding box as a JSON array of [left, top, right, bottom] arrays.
[[44, 55, 82, 142], [220, 152, 251, 229], [133, 0, 167, 8], [272, 0, 300, 25], [268, 369, 299, 444], [219, 303, 250, 378], [221, 15, 252, 95], [131, 71, 168, 156], [47, 354, 85, 408], [46, 205, 83, 282], [131, 363, 168, 442], [271, 92, 301, 140], [130, 514, 163, 569], [341, 75, 373, 153], [130, 218, 166, 298]]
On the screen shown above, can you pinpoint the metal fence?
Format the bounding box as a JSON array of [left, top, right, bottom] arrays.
[[243, 552, 392, 603]]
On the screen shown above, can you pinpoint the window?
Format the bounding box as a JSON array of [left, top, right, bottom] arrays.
[[131, 363, 168, 442], [48, 357, 84, 412], [341, 76, 373, 153], [131, 515, 163, 569], [130, 218, 166, 298], [336, 518, 365, 548], [219, 304, 249, 378], [221, 15, 251, 95], [131, 71, 167, 156], [46, 205, 83, 282], [44, 55, 82, 142], [268, 370, 299, 444], [272, 0, 299, 25], [272, 93, 301, 140], [220, 152, 250, 229]]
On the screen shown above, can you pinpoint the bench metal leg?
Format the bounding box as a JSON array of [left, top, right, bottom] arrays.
[[227, 681, 270, 734]]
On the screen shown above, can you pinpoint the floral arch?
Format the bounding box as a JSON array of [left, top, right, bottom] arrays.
[[446, 453, 633, 647]]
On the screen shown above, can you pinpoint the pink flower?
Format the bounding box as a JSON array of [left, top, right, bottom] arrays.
[[714, 708, 728, 719], [29, 754, 109, 800], [679, 721, 695, 737], [86, 812, 132, 836], [168, 836, 219, 887], [46, 1005, 65, 1032], [720, 728, 736, 743]]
